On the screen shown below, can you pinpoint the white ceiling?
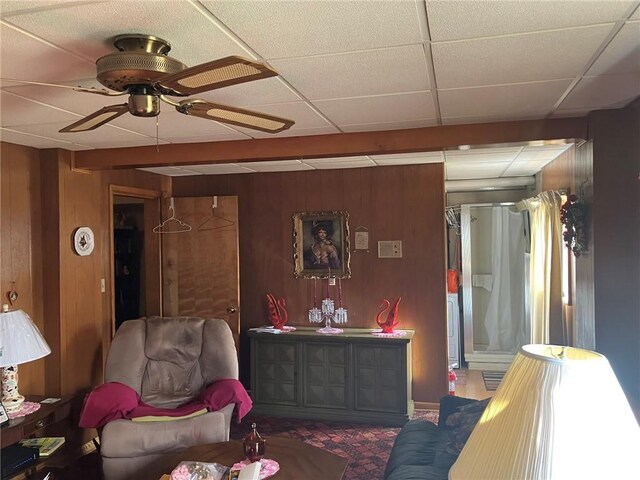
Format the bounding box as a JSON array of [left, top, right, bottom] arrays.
[[0, 0, 638, 184]]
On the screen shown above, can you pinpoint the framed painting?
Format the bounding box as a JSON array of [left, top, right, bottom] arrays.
[[293, 210, 351, 279]]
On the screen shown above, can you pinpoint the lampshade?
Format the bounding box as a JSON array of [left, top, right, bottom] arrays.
[[450, 344, 640, 479], [0, 307, 51, 367]]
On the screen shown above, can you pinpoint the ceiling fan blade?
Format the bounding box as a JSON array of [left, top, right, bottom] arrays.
[[157, 56, 278, 95], [177, 100, 294, 134], [59, 104, 129, 133], [0, 78, 123, 96]]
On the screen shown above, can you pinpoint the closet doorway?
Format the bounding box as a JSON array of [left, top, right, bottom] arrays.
[[110, 186, 162, 336]]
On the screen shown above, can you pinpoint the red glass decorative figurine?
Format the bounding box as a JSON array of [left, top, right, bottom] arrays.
[[376, 297, 402, 333], [243, 422, 266, 462], [266, 294, 288, 329]]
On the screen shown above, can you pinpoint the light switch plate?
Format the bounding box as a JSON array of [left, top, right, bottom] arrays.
[[378, 240, 403, 258]]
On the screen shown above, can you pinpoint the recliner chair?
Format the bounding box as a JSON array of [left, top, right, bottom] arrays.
[[99, 316, 238, 480]]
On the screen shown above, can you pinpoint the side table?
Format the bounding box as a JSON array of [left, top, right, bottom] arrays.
[[1, 395, 74, 479]]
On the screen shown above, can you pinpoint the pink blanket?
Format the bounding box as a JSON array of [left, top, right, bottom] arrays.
[[79, 378, 252, 428]]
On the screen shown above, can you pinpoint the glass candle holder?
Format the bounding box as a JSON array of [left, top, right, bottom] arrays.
[[243, 423, 266, 462]]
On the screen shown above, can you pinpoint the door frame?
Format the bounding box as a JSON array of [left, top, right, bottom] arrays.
[[109, 185, 163, 340]]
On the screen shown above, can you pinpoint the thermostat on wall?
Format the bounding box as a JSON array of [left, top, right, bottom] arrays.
[[378, 240, 403, 258]]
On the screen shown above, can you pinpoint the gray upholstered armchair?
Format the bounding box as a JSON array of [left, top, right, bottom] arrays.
[[100, 316, 238, 480]]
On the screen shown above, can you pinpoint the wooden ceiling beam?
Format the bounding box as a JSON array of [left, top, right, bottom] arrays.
[[73, 117, 587, 170]]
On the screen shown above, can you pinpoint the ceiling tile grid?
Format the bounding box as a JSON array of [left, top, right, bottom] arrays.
[[0, 0, 636, 186]]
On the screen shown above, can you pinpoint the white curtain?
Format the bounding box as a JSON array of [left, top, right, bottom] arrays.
[[482, 207, 527, 352], [522, 191, 564, 344]]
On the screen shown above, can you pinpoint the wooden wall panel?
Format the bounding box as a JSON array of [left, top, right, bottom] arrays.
[[0, 142, 45, 395], [172, 164, 448, 403]]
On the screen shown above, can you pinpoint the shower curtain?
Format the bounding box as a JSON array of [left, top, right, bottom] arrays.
[[483, 207, 527, 352]]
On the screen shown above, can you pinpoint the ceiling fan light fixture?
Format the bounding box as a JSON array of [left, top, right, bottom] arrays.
[[128, 94, 160, 117]]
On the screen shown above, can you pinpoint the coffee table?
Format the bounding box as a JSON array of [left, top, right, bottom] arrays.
[[157, 436, 348, 480]]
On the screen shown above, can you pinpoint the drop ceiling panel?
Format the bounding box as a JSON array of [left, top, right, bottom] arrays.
[[270, 45, 430, 100], [0, 26, 94, 83], [503, 161, 553, 176], [243, 126, 340, 139], [372, 151, 444, 164], [138, 167, 200, 177], [199, 77, 301, 107], [446, 163, 507, 179], [561, 73, 640, 109], [587, 21, 640, 76], [11, 121, 164, 149], [426, 0, 634, 41], [439, 80, 572, 118], [202, 0, 425, 58], [442, 113, 547, 125], [515, 148, 569, 163], [178, 164, 255, 175], [303, 156, 375, 169], [0, 1, 85, 15], [341, 118, 437, 132], [445, 151, 521, 163], [4, 1, 247, 67], [0, 127, 75, 149], [235, 160, 314, 172], [0, 91, 78, 126], [314, 92, 435, 126], [432, 24, 614, 88]]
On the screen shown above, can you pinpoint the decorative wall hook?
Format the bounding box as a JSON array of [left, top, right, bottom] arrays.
[[6, 282, 18, 305]]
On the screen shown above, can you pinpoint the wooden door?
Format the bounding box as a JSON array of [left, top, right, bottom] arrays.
[[161, 196, 240, 345]]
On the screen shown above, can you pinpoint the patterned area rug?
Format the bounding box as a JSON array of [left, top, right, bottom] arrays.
[[57, 410, 439, 480], [230, 410, 439, 480], [482, 370, 506, 391]]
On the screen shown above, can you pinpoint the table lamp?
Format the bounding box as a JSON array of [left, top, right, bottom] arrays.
[[0, 304, 51, 413], [450, 344, 640, 479]]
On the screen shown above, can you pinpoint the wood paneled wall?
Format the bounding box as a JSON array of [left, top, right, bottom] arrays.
[[0, 142, 45, 394], [172, 164, 448, 403], [2, 143, 170, 398]]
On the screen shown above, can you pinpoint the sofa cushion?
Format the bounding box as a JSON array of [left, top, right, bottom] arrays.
[[384, 419, 442, 479], [384, 463, 449, 480]]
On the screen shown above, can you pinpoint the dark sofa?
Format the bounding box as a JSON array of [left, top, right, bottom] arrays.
[[384, 396, 490, 480]]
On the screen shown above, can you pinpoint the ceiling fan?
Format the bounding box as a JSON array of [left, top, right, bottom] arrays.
[[12, 34, 295, 134]]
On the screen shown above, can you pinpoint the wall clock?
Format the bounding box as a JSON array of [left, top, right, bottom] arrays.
[[73, 227, 95, 256]]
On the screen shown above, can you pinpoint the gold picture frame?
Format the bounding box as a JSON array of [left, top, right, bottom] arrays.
[[293, 210, 351, 279]]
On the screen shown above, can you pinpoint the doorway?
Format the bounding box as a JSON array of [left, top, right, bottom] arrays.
[[110, 186, 162, 336]]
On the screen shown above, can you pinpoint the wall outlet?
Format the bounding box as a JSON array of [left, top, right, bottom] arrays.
[[100, 278, 106, 293], [378, 240, 403, 258], [329, 277, 336, 286]]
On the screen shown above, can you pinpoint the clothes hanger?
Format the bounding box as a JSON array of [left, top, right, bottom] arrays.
[[153, 198, 192, 234], [198, 196, 235, 231]]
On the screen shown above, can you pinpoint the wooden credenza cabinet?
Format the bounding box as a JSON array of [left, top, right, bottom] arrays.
[[249, 327, 414, 426]]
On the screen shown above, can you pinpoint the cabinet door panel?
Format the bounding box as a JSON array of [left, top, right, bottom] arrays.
[[254, 341, 297, 405], [303, 343, 348, 409], [354, 344, 405, 413]]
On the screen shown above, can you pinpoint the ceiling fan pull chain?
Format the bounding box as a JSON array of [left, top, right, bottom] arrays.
[[156, 104, 160, 153]]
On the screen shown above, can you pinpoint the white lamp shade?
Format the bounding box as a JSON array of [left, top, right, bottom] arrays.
[[0, 309, 51, 367], [450, 344, 640, 479]]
